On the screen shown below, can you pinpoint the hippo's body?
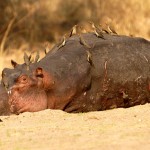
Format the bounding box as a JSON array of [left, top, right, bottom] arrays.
[[2, 33, 150, 114], [0, 84, 10, 115]]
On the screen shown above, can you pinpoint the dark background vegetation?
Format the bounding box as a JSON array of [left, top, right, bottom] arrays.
[[0, 0, 149, 53]]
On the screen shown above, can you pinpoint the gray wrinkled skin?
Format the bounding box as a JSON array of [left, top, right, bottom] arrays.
[[1, 33, 150, 113], [0, 83, 10, 115]]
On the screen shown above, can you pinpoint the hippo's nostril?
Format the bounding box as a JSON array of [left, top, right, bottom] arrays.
[[1, 79, 9, 89]]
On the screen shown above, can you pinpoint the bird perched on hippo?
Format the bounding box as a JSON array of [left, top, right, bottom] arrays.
[[1, 28, 150, 115]]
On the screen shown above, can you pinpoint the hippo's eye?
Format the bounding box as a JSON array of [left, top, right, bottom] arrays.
[[19, 75, 28, 83], [23, 78, 27, 81], [22, 76, 28, 81]]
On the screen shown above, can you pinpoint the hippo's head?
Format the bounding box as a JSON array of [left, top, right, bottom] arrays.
[[7, 70, 48, 114], [1, 53, 49, 114], [2, 52, 40, 91]]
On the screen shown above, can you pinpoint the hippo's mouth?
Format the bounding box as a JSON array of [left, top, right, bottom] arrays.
[[7, 87, 14, 96], [7, 87, 48, 114]]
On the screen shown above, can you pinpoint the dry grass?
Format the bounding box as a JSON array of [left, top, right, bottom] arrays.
[[0, 0, 150, 73]]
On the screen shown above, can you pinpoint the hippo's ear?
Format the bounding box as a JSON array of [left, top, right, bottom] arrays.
[[35, 67, 44, 78], [11, 60, 18, 68]]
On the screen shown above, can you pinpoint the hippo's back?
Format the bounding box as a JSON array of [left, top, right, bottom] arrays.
[[64, 35, 150, 112]]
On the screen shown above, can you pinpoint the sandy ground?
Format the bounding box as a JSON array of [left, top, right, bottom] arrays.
[[0, 104, 150, 150]]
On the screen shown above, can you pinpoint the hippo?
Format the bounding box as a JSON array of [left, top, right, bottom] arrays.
[[0, 83, 10, 115], [2, 32, 150, 114]]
